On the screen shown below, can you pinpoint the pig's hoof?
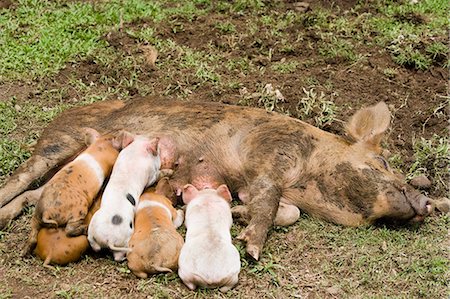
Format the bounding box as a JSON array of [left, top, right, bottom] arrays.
[[246, 244, 260, 261], [237, 226, 262, 260]]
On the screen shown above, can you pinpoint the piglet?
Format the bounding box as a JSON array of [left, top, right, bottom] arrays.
[[23, 128, 126, 255], [34, 192, 102, 267], [127, 177, 184, 278], [178, 184, 241, 292], [87, 135, 172, 261]]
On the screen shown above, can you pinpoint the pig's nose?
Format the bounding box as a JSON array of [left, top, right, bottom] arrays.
[[417, 195, 433, 216], [410, 194, 433, 223]]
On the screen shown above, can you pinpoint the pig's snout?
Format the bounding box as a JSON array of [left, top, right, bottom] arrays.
[[408, 191, 433, 223]]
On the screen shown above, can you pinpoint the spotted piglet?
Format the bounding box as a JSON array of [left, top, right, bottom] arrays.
[[127, 177, 184, 278], [23, 128, 127, 255], [34, 192, 102, 267], [178, 184, 241, 292], [87, 135, 173, 261]]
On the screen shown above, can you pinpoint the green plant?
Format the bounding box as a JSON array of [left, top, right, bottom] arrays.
[[271, 60, 298, 73], [407, 135, 449, 192], [296, 88, 337, 128]]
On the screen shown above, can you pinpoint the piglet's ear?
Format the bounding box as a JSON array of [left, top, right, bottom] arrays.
[[155, 177, 176, 204], [216, 184, 232, 203], [112, 130, 134, 150], [146, 137, 160, 156], [345, 102, 391, 153], [83, 127, 101, 146], [182, 184, 198, 205]]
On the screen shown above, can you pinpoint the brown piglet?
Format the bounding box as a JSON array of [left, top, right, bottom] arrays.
[[127, 178, 184, 278], [34, 193, 102, 267], [23, 129, 131, 256]]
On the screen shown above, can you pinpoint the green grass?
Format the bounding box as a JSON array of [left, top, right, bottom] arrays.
[[370, 0, 449, 69], [407, 135, 449, 192], [0, 0, 209, 81], [296, 88, 338, 128]]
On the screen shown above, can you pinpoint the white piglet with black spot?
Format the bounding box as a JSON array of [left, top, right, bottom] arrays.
[[88, 134, 171, 261]]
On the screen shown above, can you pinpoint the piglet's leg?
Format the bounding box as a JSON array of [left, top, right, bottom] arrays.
[[236, 177, 281, 260], [22, 214, 40, 256], [65, 219, 87, 237], [0, 187, 43, 230]]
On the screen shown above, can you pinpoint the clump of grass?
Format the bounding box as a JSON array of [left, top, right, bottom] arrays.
[[319, 37, 361, 63], [383, 67, 398, 78], [388, 36, 432, 70], [215, 21, 236, 33], [238, 84, 286, 113], [0, 139, 31, 178], [271, 60, 298, 73], [370, 0, 448, 70], [407, 135, 449, 193], [296, 88, 338, 128]]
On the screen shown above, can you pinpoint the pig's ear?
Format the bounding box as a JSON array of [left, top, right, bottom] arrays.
[[155, 177, 176, 204], [182, 184, 198, 205], [345, 102, 391, 153], [83, 127, 101, 146], [112, 130, 134, 150], [216, 184, 232, 203], [146, 137, 160, 156]]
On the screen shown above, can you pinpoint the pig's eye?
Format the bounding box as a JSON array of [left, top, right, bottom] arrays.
[[129, 222, 133, 229], [376, 156, 389, 170]]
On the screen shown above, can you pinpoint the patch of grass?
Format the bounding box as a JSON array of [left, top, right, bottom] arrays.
[[215, 21, 236, 34], [407, 134, 449, 193], [248, 253, 283, 287], [238, 83, 287, 113], [319, 37, 361, 63], [0, 0, 210, 81], [296, 88, 338, 128], [383, 67, 398, 78], [271, 60, 298, 73], [370, 0, 449, 69]]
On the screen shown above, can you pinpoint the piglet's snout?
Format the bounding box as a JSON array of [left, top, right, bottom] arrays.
[[408, 191, 433, 222]]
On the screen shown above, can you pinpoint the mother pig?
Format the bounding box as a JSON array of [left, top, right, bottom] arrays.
[[0, 97, 432, 260]]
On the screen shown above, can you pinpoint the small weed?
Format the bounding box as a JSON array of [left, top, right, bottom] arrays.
[[248, 253, 283, 286], [319, 37, 359, 63], [0, 289, 13, 299], [238, 83, 286, 113], [407, 135, 449, 193], [383, 67, 398, 78], [388, 153, 405, 171], [296, 88, 338, 128], [215, 21, 236, 33], [271, 60, 298, 73], [116, 265, 131, 274]]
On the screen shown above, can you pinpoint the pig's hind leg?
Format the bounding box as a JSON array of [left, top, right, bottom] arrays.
[[236, 176, 281, 261], [0, 135, 84, 229], [65, 217, 87, 237], [21, 214, 41, 256], [0, 187, 43, 230]]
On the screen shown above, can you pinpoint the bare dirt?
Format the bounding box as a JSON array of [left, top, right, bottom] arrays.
[[0, 0, 448, 298]]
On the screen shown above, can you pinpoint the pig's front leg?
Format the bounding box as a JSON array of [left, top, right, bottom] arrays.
[[236, 176, 281, 260]]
